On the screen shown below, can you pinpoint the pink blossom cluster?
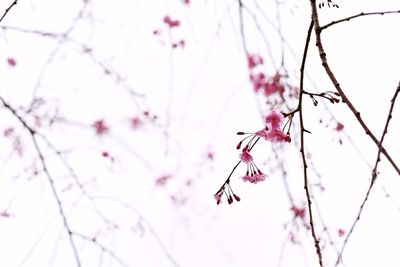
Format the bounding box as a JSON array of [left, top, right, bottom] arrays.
[[214, 110, 291, 205], [247, 53, 285, 97]]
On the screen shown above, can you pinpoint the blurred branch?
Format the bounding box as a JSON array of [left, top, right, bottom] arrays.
[[0, 0, 17, 23], [73, 232, 129, 267], [336, 80, 400, 266], [0, 96, 82, 267]]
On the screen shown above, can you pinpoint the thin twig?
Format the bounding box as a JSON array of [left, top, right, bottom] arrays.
[[335, 81, 400, 266], [298, 19, 324, 267], [320, 10, 400, 31], [0, 0, 17, 23]]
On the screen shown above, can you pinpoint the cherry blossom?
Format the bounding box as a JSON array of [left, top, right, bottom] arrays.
[[92, 119, 109, 135], [291, 206, 306, 219], [265, 129, 291, 143], [239, 147, 253, 163], [264, 110, 284, 130], [163, 15, 180, 28], [247, 53, 263, 69], [7, 57, 16, 67]]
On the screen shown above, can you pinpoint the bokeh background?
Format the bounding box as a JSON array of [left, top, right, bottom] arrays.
[[0, 0, 399, 266]]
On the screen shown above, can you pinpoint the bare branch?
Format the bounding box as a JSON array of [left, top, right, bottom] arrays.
[[320, 10, 400, 31], [298, 19, 324, 267], [0, 0, 17, 23], [336, 81, 400, 266]]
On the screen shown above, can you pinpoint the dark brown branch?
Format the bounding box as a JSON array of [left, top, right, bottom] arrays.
[[298, 20, 324, 267], [320, 10, 400, 31], [309, 0, 400, 176], [335, 81, 400, 266], [0, 0, 17, 23]]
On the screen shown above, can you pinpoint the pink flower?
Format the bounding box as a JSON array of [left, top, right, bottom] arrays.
[[265, 129, 291, 143], [214, 193, 222, 205], [206, 151, 214, 160], [291, 206, 306, 219], [3, 127, 14, 137], [92, 119, 109, 135], [338, 228, 345, 237], [262, 73, 285, 96], [335, 122, 344, 131], [163, 15, 180, 28], [264, 111, 284, 130], [7, 57, 16, 67], [0, 210, 11, 218], [249, 72, 266, 92], [155, 174, 172, 186], [239, 147, 253, 163], [242, 171, 266, 184], [247, 53, 263, 69], [130, 117, 142, 129]]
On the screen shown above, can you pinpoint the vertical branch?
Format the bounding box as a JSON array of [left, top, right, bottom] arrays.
[[336, 81, 400, 266], [298, 20, 324, 267]]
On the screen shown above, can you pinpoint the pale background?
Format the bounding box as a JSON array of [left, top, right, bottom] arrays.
[[0, 0, 399, 266]]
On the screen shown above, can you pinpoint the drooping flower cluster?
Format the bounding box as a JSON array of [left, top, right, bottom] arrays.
[[214, 110, 291, 205]]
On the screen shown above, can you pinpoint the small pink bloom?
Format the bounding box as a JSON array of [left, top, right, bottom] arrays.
[[155, 174, 172, 186], [131, 117, 142, 129], [163, 15, 180, 28], [264, 111, 284, 130], [247, 53, 263, 69], [101, 151, 109, 157], [239, 147, 253, 163], [206, 151, 214, 160], [93, 119, 109, 135], [7, 57, 16, 67], [0, 210, 11, 218], [255, 128, 268, 139], [291, 206, 306, 219], [265, 129, 291, 143], [338, 228, 345, 237], [335, 122, 344, 131], [214, 193, 222, 205], [3, 127, 14, 137], [249, 72, 266, 92], [241, 172, 266, 184]]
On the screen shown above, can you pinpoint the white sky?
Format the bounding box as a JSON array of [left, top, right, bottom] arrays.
[[0, 0, 399, 266]]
